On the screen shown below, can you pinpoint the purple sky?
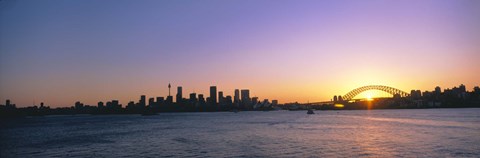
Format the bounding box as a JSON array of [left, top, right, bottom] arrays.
[[1, 0, 479, 107]]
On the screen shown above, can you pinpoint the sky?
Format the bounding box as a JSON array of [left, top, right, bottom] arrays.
[[1, 0, 479, 107]]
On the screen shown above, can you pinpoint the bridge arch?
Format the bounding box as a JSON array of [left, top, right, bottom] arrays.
[[342, 85, 409, 100]]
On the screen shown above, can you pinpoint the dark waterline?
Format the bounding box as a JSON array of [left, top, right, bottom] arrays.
[[1, 108, 480, 157]]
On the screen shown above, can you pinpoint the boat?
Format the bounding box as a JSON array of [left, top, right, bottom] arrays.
[[307, 109, 315, 114]]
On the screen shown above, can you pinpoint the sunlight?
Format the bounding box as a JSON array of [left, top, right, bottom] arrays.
[[366, 95, 374, 101], [334, 104, 344, 108], [353, 90, 392, 100]]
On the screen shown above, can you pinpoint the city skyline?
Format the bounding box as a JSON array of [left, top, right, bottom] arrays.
[[2, 83, 478, 108], [1, 83, 478, 116], [1, 0, 480, 107]]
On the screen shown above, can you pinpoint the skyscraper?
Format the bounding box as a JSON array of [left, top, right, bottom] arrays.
[[218, 91, 224, 105], [148, 98, 155, 106], [176, 86, 183, 104], [252, 97, 258, 104], [198, 94, 205, 109], [241, 89, 251, 109], [234, 89, 240, 103], [241, 89, 250, 103], [140, 95, 146, 107], [189, 93, 197, 102], [198, 94, 204, 103], [225, 95, 233, 107], [210, 86, 217, 106]]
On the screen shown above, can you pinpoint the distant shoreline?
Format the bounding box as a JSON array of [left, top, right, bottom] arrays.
[[2, 106, 480, 119]]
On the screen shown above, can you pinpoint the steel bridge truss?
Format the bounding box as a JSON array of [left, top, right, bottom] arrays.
[[342, 85, 409, 100]]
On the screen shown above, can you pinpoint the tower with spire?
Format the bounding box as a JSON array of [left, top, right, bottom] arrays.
[[166, 83, 173, 104], [168, 83, 171, 96]]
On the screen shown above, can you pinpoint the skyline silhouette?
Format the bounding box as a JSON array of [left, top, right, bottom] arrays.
[[1, 83, 478, 109], [1, 83, 479, 118]]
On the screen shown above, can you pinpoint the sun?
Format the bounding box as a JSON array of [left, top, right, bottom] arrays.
[[366, 95, 374, 101]]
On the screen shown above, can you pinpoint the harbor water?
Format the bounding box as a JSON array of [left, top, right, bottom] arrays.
[[1, 108, 479, 157]]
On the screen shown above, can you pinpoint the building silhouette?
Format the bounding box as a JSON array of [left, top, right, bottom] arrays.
[[112, 100, 120, 108], [168, 83, 171, 96], [198, 94, 205, 109], [218, 91, 224, 106], [166, 96, 173, 104], [410, 90, 422, 98], [156, 97, 164, 105], [252, 97, 258, 104], [198, 94, 205, 103], [225, 95, 233, 108], [3, 83, 480, 117], [189, 93, 197, 103], [98, 101, 104, 108], [272, 100, 278, 106], [126, 101, 135, 109], [210, 86, 217, 106], [234, 89, 240, 102], [241, 89, 250, 102], [435, 86, 441, 94], [176, 86, 183, 104], [148, 98, 155, 107], [241, 89, 250, 108], [140, 95, 146, 107]]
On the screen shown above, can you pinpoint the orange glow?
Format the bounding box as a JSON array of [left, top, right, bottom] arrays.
[[366, 95, 374, 101], [334, 104, 344, 108], [367, 99, 373, 110]]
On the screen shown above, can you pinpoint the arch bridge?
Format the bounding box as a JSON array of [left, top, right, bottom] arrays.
[[342, 85, 409, 101]]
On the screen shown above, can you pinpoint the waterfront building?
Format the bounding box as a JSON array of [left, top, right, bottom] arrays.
[[234, 89, 240, 103], [176, 86, 183, 104], [140, 95, 146, 107], [148, 98, 155, 107], [272, 100, 278, 106], [210, 86, 217, 106], [219, 91, 224, 105], [435, 86, 441, 94], [241, 89, 250, 103], [97, 101, 104, 108]]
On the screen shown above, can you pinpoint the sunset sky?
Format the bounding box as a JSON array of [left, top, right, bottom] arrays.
[[1, 0, 479, 107]]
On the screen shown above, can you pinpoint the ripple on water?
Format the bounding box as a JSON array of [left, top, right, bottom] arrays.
[[1, 109, 480, 157]]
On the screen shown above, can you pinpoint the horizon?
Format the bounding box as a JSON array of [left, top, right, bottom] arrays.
[[1, 0, 480, 107], [1, 83, 479, 108]]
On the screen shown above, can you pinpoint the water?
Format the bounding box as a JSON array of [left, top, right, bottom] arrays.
[[1, 108, 480, 157]]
